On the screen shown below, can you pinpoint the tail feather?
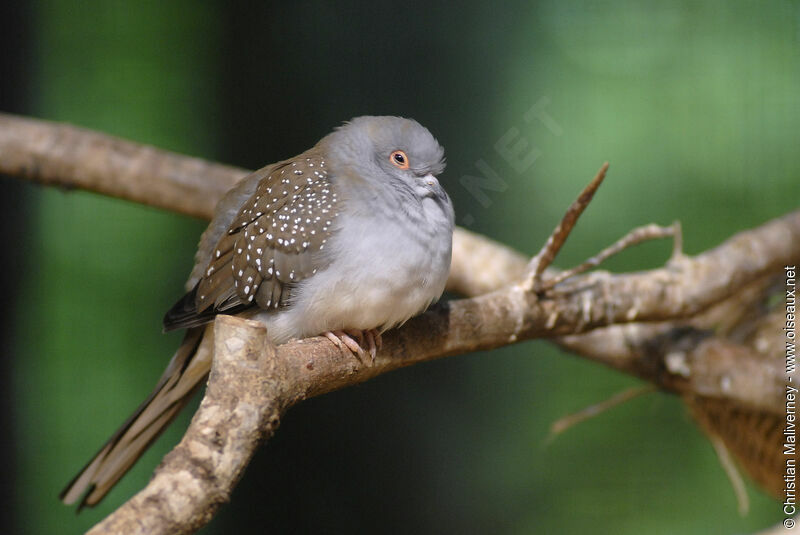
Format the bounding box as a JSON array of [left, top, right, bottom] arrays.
[[60, 326, 214, 509]]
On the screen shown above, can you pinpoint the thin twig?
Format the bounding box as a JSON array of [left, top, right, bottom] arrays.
[[547, 385, 655, 439], [527, 162, 609, 292], [539, 223, 680, 291], [669, 220, 683, 261], [708, 433, 750, 516]]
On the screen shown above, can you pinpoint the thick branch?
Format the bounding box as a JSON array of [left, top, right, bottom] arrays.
[[89, 209, 797, 530], [0, 113, 244, 219]]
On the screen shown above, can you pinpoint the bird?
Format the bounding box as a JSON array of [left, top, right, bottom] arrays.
[[59, 116, 455, 509]]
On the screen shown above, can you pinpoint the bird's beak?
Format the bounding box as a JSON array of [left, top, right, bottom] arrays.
[[417, 173, 447, 201], [422, 173, 439, 187]]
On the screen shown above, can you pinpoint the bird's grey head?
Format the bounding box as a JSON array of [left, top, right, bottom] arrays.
[[325, 116, 447, 203]]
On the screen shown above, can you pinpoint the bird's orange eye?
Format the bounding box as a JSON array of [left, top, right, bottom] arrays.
[[390, 150, 410, 170]]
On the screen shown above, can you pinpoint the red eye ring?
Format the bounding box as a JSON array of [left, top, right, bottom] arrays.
[[390, 150, 410, 170]]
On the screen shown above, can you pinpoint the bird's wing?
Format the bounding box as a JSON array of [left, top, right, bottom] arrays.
[[163, 151, 340, 331]]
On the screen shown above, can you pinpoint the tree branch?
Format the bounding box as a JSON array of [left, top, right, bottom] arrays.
[[1, 113, 794, 533], [0, 113, 243, 219]]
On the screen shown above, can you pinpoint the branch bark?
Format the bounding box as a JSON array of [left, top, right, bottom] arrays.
[[1, 113, 794, 533]]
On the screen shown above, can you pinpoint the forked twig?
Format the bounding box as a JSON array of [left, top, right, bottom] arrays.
[[539, 222, 684, 292], [527, 162, 609, 291]]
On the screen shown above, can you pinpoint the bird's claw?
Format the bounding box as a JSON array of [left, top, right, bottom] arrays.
[[324, 329, 382, 364]]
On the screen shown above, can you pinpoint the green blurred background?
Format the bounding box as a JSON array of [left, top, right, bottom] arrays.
[[1, 1, 797, 533]]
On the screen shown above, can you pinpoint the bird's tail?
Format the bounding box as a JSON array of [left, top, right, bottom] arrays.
[[59, 325, 214, 509]]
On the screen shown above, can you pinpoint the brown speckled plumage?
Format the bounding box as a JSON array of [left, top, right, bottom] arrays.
[[163, 150, 339, 329], [199, 153, 335, 309]]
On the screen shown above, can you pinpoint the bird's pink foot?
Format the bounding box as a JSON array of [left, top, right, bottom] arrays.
[[361, 329, 382, 361], [324, 329, 382, 363]]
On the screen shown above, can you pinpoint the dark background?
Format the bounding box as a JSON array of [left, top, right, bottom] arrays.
[[1, 1, 797, 533]]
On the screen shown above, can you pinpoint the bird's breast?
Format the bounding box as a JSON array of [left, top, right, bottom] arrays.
[[258, 195, 453, 343]]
